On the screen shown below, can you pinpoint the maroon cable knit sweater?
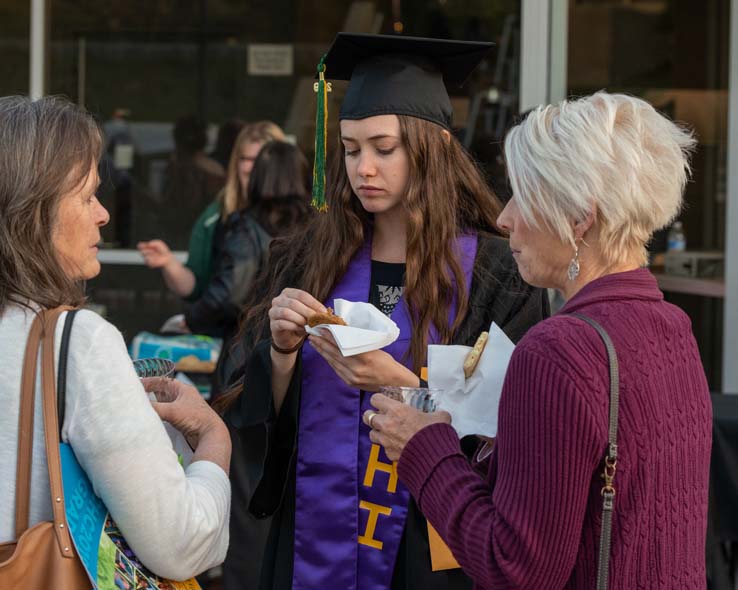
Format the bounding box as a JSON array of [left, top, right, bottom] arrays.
[[398, 269, 712, 589]]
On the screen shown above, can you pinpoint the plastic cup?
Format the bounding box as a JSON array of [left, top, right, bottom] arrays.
[[379, 386, 440, 413], [132, 358, 175, 379]]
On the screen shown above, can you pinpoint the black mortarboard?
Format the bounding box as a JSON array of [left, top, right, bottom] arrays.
[[324, 33, 494, 129], [310, 33, 493, 211]]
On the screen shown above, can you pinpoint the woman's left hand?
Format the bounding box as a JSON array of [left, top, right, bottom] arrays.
[[142, 376, 225, 450], [363, 394, 452, 462], [308, 332, 419, 392]]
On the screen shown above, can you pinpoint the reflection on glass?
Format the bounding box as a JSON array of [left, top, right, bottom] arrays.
[[567, 0, 729, 387]]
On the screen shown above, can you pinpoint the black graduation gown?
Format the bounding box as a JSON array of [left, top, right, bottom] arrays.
[[232, 233, 550, 590]]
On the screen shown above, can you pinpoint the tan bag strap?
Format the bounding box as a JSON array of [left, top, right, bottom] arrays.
[[14, 313, 46, 539], [39, 307, 77, 558]]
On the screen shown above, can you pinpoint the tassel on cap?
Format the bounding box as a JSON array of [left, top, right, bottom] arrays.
[[311, 55, 329, 212]]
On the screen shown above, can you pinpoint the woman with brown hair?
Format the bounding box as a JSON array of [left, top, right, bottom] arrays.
[[219, 34, 548, 590], [0, 96, 231, 580]]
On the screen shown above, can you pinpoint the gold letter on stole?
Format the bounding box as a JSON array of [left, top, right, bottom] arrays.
[[358, 500, 392, 550], [363, 444, 398, 493]]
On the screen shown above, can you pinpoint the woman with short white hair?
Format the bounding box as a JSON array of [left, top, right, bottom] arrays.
[[365, 92, 712, 589]]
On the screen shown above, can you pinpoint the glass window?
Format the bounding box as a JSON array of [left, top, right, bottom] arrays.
[[44, 1, 520, 345], [49, 1, 519, 247], [568, 0, 730, 388], [0, 0, 30, 95]]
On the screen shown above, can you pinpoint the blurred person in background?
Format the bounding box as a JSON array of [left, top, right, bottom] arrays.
[[158, 115, 226, 250], [181, 140, 312, 343], [139, 121, 285, 304], [211, 139, 314, 389]]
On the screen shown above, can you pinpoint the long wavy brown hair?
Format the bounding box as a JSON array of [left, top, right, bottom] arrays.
[[215, 115, 502, 411]]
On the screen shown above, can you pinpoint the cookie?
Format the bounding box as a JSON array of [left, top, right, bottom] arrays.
[[307, 307, 347, 328], [463, 331, 489, 378]]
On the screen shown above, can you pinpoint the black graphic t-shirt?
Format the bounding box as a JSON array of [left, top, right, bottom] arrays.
[[369, 260, 406, 317]]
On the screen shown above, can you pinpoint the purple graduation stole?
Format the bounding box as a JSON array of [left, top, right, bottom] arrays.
[[293, 234, 478, 590]]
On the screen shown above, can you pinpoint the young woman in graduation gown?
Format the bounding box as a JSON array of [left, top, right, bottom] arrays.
[[218, 33, 549, 590]]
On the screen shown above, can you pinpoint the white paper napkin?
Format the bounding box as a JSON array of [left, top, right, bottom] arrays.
[[428, 322, 515, 438], [305, 298, 400, 356]]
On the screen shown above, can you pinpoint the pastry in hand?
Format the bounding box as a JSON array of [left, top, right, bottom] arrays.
[[463, 331, 489, 378], [307, 307, 347, 328]]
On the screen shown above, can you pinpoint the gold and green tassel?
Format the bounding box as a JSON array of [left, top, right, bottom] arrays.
[[312, 55, 329, 212]]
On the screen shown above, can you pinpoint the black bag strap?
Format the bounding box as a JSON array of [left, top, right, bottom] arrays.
[[56, 309, 79, 442], [570, 313, 619, 590]]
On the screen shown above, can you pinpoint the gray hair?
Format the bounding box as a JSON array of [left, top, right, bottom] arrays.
[[504, 92, 696, 266], [0, 95, 102, 313]]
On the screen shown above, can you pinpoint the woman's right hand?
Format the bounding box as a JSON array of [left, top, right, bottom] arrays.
[[269, 288, 327, 351], [137, 239, 174, 269]]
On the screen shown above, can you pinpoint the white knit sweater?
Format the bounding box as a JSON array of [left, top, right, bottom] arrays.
[[0, 306, 230, 580]]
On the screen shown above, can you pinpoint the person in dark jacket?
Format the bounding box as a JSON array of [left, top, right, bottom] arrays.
[[215, 34, 549, 590], [183, 140, 312, 342], [138, 121, 286, 304]]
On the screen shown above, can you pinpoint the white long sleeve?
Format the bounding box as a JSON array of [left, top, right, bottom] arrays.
[[0, 306, 230, 580]]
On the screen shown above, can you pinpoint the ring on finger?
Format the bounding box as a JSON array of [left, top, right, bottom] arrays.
[[367, 411, 379, 429]]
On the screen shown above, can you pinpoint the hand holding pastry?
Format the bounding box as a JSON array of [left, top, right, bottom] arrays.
[[307, 307, 347, 328], [269, 288, 327, 353]]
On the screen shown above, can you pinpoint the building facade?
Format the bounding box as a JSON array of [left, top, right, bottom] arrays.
[[3, 0, 736, 392]]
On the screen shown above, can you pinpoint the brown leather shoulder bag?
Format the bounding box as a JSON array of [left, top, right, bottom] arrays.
[[0, 307, 90, 589]]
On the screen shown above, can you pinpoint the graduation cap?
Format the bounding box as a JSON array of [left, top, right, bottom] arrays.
[[311, 33, 494, 211]]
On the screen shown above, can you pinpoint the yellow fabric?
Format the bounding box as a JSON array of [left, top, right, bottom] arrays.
[[427, 522, 461, 571]]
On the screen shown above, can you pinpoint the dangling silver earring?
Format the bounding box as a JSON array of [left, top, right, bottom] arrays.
[[567, 243, 580, 281]]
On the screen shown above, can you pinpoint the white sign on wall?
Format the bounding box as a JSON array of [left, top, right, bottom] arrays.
[[248, 44, 294, 76]]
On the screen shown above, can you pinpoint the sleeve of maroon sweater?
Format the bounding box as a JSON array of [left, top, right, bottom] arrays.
[[398, 347, 603, 590]]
